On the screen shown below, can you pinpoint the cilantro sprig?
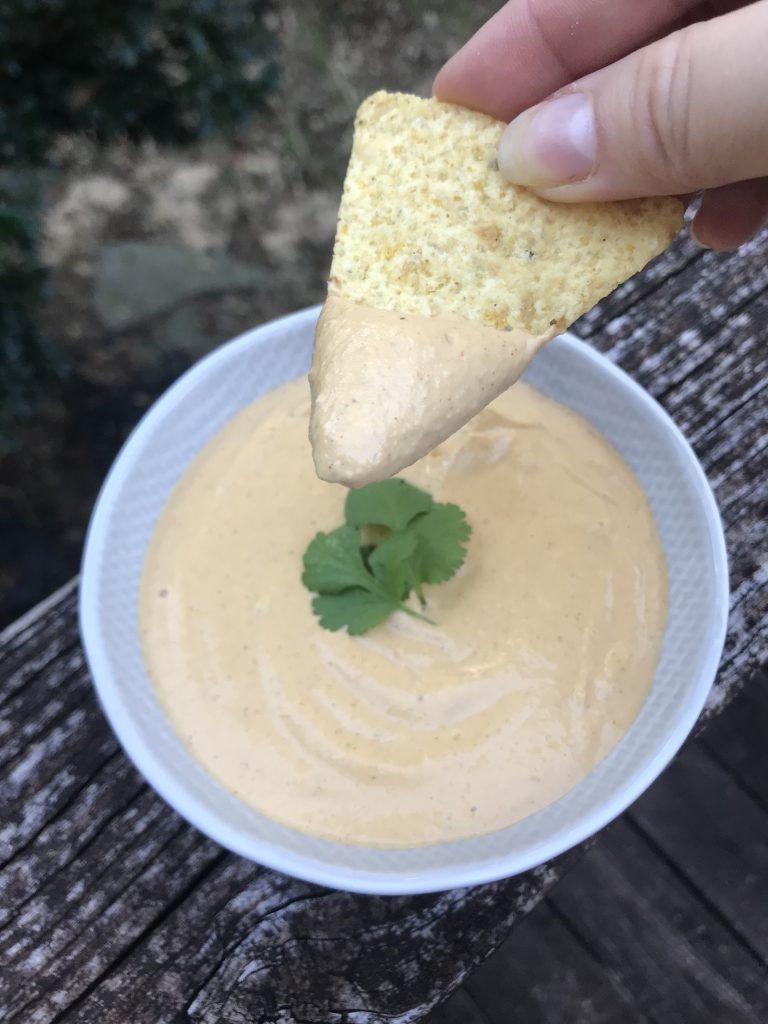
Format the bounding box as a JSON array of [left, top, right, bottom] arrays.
[[302, 479, 471, 635]]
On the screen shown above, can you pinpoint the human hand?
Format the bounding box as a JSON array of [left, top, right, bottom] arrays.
[[433, 1, 768, 250]]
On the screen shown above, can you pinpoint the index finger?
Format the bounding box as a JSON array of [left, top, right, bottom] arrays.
[[433, 0, 704, 122]]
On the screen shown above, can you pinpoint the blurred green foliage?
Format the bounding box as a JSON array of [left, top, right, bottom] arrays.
[[0, 0, 276, 444], [0, 179, 62, 453], [0, 0, 277, 162]]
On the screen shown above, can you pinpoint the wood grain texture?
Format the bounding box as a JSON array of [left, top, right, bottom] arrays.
[[1, 228, 766, 1023], [702, 679, 768, 808], [432, 679, 768, 1024], [550, 817, 768, 1024], [630, 743, 768, 962], [464, 899, 647, 1024]]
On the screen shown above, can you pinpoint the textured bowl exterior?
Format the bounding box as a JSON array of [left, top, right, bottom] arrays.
[[79, 306, 728, 895]]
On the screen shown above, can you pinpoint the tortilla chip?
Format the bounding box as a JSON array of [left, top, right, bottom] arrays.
[[309, 91, 684, 485], [328, 91, 683, 333]]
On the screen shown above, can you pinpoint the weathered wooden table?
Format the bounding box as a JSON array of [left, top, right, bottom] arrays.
[[1, 228, 766, 1023]]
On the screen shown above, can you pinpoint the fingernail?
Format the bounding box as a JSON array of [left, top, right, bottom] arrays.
[[689, 220, 712, 250], [498, 92, 596, 188]]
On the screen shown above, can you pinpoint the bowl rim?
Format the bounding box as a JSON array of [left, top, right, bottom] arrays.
[[79, 305, 729, 894]]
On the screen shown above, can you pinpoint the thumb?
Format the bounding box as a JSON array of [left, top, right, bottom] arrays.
[[497, 1, 768, 202]]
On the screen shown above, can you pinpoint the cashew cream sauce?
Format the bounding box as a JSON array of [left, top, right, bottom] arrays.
[[140, 378, 667, 847]]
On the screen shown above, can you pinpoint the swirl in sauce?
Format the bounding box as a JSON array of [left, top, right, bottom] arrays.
[[140, 378, 667, 847]]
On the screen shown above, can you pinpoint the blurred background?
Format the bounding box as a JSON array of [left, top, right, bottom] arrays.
[[0, 0, 498, 626]]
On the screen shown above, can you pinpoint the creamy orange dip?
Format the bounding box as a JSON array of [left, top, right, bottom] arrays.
[[309, 295, 560, 486], [140, 378, 667, 847]]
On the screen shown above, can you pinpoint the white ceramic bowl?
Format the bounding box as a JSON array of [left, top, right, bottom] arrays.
[[79, 306, 728, 895]]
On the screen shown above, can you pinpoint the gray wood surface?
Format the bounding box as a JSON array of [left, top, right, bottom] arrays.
[[432, 677, 768, 1024], [0, 227, 766, 1023]]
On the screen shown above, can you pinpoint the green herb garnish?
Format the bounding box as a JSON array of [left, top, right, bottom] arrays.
[[302, 479, 471, 635]]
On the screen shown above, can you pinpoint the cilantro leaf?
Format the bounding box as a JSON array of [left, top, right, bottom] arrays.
[[345, 478, 432, 533], [301, 525, 373, 594], [302, 480, 470, 635], [368, 530, 418, 600], [408, 503, 472, 584], [312, 590, 400, 635]]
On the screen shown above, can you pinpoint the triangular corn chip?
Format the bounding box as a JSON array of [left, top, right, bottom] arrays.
[[309, 91, 683, 485]]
